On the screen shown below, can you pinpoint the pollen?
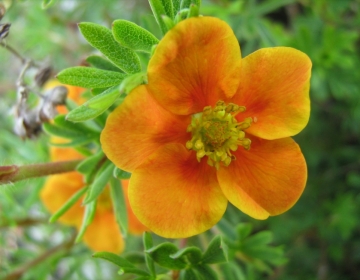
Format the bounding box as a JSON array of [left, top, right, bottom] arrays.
[[186, 100, 252, 169]]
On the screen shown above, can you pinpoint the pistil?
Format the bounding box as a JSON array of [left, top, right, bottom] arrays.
[[186, 100, 252, 169]]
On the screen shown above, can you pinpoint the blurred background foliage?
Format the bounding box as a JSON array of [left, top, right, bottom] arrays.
[[0, 0, 360, 279]]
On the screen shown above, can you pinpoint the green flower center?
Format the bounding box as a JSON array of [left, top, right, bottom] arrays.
[[186, 100, 252, 169]]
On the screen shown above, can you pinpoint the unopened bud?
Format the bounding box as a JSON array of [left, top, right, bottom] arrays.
[[35, 66, 53, 87]]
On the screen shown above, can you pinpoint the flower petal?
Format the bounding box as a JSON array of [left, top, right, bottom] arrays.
[[40, 172, 85, 226], [121, 180, 148, 235], [148, 17, 242, 115], [217, 136, 307, 219], [83, 212, 124, 253], [233, 47, 311, 139], [129, 143, 227, 238], [101, 85, 190, 172]]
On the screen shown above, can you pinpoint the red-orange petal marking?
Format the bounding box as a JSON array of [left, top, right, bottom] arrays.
[[101, 85, 190, 172], [148, 17, 242, 116], [217, 136, 307, 219], [233, 47, 311, 140], [122, 180, 148, 235], [82, 212, 124, 253], [129, 143, 227, 238]]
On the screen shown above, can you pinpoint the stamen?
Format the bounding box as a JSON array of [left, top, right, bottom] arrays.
[[186, 100, 252, 169]]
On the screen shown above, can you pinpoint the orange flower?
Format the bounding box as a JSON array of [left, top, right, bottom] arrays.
[[41, 154, 147, 253], [100, 17, 311, 238]]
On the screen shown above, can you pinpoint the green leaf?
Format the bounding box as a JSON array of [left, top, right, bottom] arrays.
[[143, 232, 156, 277], [66, 85, 121, 122], [170, 246, 202, 264], [202, 236, 228, 264], [110, 178, 128, 237], [180, 269, 200, 280], [162, 15, 175, 30], [57, 67, 126, 88], [76, 150, 105, 183], [194, 265, 218, 280], [86, 55, 123, 72], [148, 0, 169, 35], [242, 231, 273, 248], [187, 4, 199, 18], [147, 242, 186, 270], [93, 251, 134, 268], [43, 122, 98, 140], [75, 200, 97, 243], [42, 0, 55, 9], [181, 0, 201, 10], [172, 0, 181, 14], [49, 186, 88, 223], [112, 20, 159, 53], [119, 72, 147, 94], [84, 161, 113, 204], [53, 114, 99, 134], [236, 223, 253, 240], [114, 168, 131, 180], [160, 0, 174, 18], [78, 22, 141, 74], [93, 252, 150, 276], [91, 87, 110, 95]]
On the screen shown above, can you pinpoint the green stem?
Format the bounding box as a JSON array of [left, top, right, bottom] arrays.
[[0, 159, 82, 185]]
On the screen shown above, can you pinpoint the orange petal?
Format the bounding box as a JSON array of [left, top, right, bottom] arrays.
[[233, 47, 311, 139], [217, 136, 307, 219], [129, 143, 227, 238], [148, 17, 242, 115], [82, 212, 124, 253], [101, 85, 190, 172], [121, 180, 148, 235], [40, 172, 85, 226]]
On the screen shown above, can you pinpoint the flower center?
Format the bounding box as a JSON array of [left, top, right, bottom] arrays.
[[186, 100, 252, 169]]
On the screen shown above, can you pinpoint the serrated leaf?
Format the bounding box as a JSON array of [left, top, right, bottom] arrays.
[[86, 55, 123, 72], [79, 22, 141, 74], [110, 178, 128, 237], [84, 161, 113, 204], [114, 168, 131, 180], [202, 236, 228, 264], [49, 186, 88, 223], [147, 242, 186, 270], [170, 247, 202, 264], [66, 85, 121, 122], [149, 0, 169, 35], [57, 67, 126, 88], [112, 20, 159, 53], [75, 200, 97, 243], [143, 232, 156, 277]]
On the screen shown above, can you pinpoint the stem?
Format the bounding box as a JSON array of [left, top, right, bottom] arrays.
[[0, 217, 47, 229], [0, 42, 28, 64], [0, 159, 82, 185], [4, 234, 76, 280]]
